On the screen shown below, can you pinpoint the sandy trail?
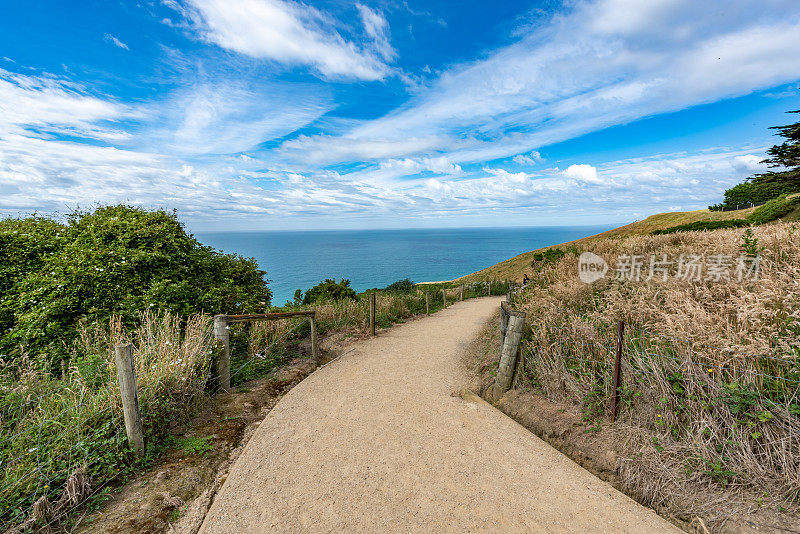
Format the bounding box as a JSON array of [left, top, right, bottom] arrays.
[[200, 297, 679, 533]]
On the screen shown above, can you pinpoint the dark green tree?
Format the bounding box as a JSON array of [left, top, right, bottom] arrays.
[[712, 110, 800, 210]]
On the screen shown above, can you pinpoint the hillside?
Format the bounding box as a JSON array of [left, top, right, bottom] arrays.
[[474, 219, 800, 530], [458, 205, 761, 283]]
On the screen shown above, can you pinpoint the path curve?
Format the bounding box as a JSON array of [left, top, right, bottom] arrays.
[[200, 297, 679, 533]]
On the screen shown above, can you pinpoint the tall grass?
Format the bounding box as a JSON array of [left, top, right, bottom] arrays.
[[0, 313, 214, 530], [513, 222, 800, 520]]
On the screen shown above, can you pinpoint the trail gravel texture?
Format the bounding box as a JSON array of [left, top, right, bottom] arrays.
[[200, 297, 680, 533]]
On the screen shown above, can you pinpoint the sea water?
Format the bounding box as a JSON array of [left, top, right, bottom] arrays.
[[195, 226, 611, 306]]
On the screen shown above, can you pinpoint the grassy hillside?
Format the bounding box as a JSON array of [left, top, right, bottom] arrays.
[[459, 206, 761, 283], [490, 220, 800, 526]]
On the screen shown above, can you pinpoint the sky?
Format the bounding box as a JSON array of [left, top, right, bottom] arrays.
[[1, 0, 799, 231]]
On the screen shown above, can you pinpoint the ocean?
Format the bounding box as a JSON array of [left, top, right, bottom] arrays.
[[195, 226, 612, 306]]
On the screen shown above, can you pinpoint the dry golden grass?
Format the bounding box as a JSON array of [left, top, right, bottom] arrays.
[[459, 206, 757, 283], [511, 221, 800, 524]]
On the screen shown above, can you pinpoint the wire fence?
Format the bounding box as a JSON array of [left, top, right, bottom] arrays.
[[516, 316, 800, 424], [0, 312, 314, 532]]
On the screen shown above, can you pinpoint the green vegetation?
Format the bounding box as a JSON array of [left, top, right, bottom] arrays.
[[0, 313, 213, 530], [652, 219, 749, 235], [653, 194, 800, 234], [746, 194, 800, 225], [173, 435, 214, 457], [0, 205, 270, 369], [383, 278, 416, 293], [710, 110, 800, 210], [531, 247, 566, 265], [708, 181, 796, 211], [291, 278, 357, 306]]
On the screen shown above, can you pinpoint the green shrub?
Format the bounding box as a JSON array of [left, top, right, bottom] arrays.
[[383, 278, 416, 293], [532, 248, 566, 265], [296, 278, 357, 305], [746, 194, 800, 225], [652, 219, 749, 235], [0, 205, 270, 368]]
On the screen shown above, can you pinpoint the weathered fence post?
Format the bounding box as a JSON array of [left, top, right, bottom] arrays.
[[425, 290, 430, 315], [488, 280, 491, 296], [310, 313, 320, 367], [611, 320, 625, 422], [487, 306, 527, 402], [460, 284, 464, 301], [369, 292, 376, 336], [114, 344, 144, 454], [442, 288, 447, 308], [212, 315, 231, 392], [500, 302, 510, 347]]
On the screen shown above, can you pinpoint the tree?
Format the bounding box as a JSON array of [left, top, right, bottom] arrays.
[[712, 110, 800, 210]]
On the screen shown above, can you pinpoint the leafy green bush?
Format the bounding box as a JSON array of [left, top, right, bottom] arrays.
[[745, 194, 800, 225], [709, 181, 797, 211], [0, 205, 270, 368], [652, 219, 749, 235], [383, 278, 416, 293], [296, 278, 357, 305], [532, 248, 566, 264]]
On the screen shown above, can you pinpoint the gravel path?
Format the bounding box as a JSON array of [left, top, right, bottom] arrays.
[[200, 297, 679, 533]]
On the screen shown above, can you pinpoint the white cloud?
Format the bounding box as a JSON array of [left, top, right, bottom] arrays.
[[563, 164, 602, 184], [0, 69, 133, 143], [486, 167, 529, 184], [512, 151, 544, 165], [731, 154, 765, 172], [144, 81, 332, 155], [301, 0, 800, 165], [178, 0, 393, 80], [104, 34, 130, 50], [356, 4, 395, 61], [278, 134, 450, 165], [380, 156, 462, 175]]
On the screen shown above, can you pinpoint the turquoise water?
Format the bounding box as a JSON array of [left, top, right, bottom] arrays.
[[196, 226, 611, 305]]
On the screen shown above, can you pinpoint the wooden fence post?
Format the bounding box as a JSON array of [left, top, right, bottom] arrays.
[[487, 308, 527, 402], [488, 280, 491, 296], [611, 320, 625, 422], [213, 315, 231, 391], [114, 344, 144, 454], [460, 284, 464, 301], [500, 302, 510, 347], [442, 288, 447, 308], [425, 290, 430, 315], [310, 313, 320, 367], [369, 292, 376, 336]]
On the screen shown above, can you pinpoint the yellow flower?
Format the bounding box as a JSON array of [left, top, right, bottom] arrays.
[[656, 414, 662, 418], [708, 368, 713, 373]]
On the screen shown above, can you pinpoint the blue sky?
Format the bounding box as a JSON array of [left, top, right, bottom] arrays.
[[1, 0, 799, 231]]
